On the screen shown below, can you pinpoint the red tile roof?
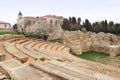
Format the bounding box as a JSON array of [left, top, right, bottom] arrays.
[[39, 17, 46, 20], [24, 16, 36, 19], [24, 16, 46, 20], [23, 14, 63, 20], [43, 14, 63, 19]]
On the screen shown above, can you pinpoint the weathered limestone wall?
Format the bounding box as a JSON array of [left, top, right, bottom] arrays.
[[58, 31, 120, 57]]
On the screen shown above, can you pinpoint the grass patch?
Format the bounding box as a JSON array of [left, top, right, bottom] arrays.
[[74, 51, 109, 61], [23, 32, 36, 37], [0, 32, 38, 38], [49, 39, 59, 43], [0, 32, 18, 35]]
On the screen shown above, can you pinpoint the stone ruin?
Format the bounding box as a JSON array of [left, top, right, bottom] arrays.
[[59, 31, 120, 57], [0, 34, 119, 80]]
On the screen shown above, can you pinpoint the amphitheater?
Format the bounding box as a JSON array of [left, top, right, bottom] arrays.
[[0, 34, 119, 80]]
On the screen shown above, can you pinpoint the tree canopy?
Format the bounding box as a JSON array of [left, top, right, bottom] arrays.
[[62, 17, 120, 34]]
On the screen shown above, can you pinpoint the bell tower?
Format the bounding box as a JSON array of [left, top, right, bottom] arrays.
[[18, 11, 23, 19]]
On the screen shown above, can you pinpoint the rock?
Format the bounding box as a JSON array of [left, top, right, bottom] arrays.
[[0, 74, 7, 79]]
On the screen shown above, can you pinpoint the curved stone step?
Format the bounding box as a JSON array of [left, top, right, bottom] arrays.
[[31, 42, 40, 48], [25, 41, 38, 48], [29, 60, 96, 80], [39, 42, 53, 51], [56, 45, 64, 51], [51, 44, 62, 51], [37, 46, 73, 61], [24, 44, 50, 60], [33, 44, 68, 61], [0, 59, 52, 80], [44, 43, 55, 50], [16, 39, 73, 61], [60, 46, 70, 53], [6, 38, 24, 43], [32, 48, 58, 60], [48, 60, 120, 80], [32, 41, 45, 49], [50, 44, 61, 51], [43, 42, 54, 50], [20, 40, 33, 46], [38, 42, 48, 49], [3, 42, 28, 62], [15, 39, 30, 44], [16, 44, 40, 60]]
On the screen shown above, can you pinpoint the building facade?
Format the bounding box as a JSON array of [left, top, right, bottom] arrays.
[[17, 11, 63, 33], [43, 14, 63, 27], [0, 21, 11, 32], [0, 21, 11, 29]]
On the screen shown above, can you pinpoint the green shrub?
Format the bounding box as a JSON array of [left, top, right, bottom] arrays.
[[49, 39, 59, 43]]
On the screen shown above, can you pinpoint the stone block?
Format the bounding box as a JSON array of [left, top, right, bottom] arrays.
[[0, 59, 24, 73], [109, 45, 120, 57]]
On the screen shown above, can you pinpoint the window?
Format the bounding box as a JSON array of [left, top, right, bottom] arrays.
[[50, 20, 53, 26], [5, 24, 6, 28], [28, 21, 31, 25], [55, 20, 57, 26]]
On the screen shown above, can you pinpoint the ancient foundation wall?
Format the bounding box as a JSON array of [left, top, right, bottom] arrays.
[[58, 31, 120, 57]]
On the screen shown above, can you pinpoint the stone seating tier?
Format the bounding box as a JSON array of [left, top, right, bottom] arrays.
[[29, 60, 96, 80], [0, 59, 52, 80], [3, 42, 28, 62]]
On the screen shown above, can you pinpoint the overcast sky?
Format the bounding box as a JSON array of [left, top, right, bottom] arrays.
[[0, 0, 120, 25]]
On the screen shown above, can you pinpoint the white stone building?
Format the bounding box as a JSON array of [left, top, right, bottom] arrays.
[[17, 11, 63, 33], [0, 21, 11, 32], [0, 21, 11, 29]]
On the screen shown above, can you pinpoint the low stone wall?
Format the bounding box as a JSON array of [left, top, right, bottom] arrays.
[[0, 28, 13, 32]]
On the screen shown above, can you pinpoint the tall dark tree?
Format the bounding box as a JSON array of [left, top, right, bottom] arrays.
[[114, 23, 120, 34], [84, 19, 91, 31], [69, 17, 72, 23], [108, 21, 114, 33], [77, 17, 81, 25], [71, 17, 76, 24], [92, 22, 101, 32], [109, 21, 114, 27], [100, 20, 107, 32], [62, 18, 69, 30], [13, 24, 17, 32], [104, 20, 108, 32]]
